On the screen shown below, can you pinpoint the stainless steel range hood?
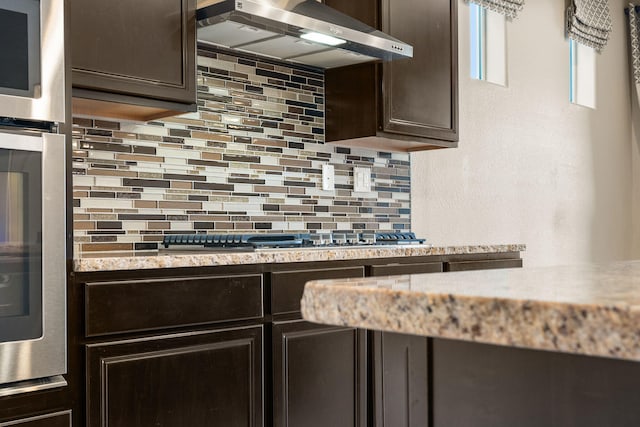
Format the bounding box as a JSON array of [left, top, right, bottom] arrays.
[[196, 0, 413, 69]]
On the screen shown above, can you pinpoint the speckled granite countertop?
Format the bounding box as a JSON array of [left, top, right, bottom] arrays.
[[301, 261, 640, 362], [73, 244, 524, 272]]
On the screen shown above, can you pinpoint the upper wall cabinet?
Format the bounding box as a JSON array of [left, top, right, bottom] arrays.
[[324, 0, 458, 151], [69, 0, 197, 121]]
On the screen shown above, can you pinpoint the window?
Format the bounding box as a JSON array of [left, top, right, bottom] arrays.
[[469, 3, 507, 86], [569, 39, 596, 108]]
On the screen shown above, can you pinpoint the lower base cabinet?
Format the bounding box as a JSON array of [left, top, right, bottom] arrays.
[[272, 321, 367, 427], [86, 326, 263, 427], [73, 252, 522, 427]]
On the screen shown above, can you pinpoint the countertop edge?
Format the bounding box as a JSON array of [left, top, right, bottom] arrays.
[[300, 263, 640, 362], [72, 243, 526, 273]]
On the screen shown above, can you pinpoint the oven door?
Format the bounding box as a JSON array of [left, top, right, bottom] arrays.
[[0, 0, 64, 123], [0, 131, 66, 395]]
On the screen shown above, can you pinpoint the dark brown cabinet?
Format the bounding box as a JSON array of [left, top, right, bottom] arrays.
[[324, 0, 458, 151], [77, 270, 265, 427], [368, 255, 522, 427], [272, 321, 367, 427], [270, 266, 367, 426], [69, 0, 197, 120], [0, 411, 71, 427], [86, 326, 263, 427], [68, 251, 523, 427]]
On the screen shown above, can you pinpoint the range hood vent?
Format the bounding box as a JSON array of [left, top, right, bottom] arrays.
[[196, 0, 413, 69]]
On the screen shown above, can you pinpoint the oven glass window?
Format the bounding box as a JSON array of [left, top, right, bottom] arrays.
[[0, 0, 41, 98], [0, 148, 42, 342]]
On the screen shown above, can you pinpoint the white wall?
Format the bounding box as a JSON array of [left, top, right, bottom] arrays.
[[411, 0, 633, 267]]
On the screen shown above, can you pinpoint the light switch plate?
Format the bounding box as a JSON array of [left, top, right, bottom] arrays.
[[353, 167, 371, 193], [322, 164, 335, 191]]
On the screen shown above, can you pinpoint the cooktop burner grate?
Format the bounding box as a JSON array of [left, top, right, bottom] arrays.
[[161, 232, 426, 250]]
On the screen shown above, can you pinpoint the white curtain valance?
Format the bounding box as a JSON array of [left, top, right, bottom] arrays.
[[467, 0, 524, 19], [567, 0, 612, 51]]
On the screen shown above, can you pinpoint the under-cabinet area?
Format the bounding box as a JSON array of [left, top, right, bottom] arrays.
[[67, 248, 522, 427]]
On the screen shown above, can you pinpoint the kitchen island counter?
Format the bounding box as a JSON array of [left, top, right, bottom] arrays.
[[302, 260, 640, 361], [302, 261, 640, 427], [72, 243, 524, 272]]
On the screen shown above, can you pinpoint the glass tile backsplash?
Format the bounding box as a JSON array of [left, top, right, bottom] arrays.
[[72, 48, 411, 256]]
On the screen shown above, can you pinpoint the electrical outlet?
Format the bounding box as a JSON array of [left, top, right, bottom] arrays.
[[322, 164, 335, 191], [353, 167, 371, 192]]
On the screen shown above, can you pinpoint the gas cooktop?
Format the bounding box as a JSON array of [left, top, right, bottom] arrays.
[[161, 232, 427, 251]]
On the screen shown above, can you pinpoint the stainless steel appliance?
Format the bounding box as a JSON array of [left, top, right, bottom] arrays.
[[0, 0, 65, 123], [161, 232, 427, 250], [197, 0, 413, 68], [0, 0, 67, 397], [0, 131, 66, 395]]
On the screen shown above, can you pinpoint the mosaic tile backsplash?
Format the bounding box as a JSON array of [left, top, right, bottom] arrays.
[[72, 48, 411, 256]]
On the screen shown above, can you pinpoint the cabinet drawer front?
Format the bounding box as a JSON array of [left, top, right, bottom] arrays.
[[446, 259, 523, 272], [369, 262, 443, 277], [0, 411, 71, 427], [271, 267, 365, 315], [85, 274, 263, 337]]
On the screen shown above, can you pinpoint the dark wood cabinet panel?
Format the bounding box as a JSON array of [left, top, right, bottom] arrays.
[[270, 266, 364, 316], [325, 62, 379, 143], [325, 0, 458, 151], [85, 274, 263, 337], [86, 326, 263, 427], [69, 0, 196, 119], [372, 332, 429, 427], [0, 411, 71, 427], [368, 263, 432, 427], [446, 258, 523, 272], [432, 338, 640, 427], [380, 0, 457, 142], [369, 255, 522, 427], [272, 321, 367, 427], [368, 262, 443, 276]]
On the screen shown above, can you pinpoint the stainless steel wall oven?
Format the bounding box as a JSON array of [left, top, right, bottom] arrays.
[[0, 0, 67, 396], [0, 0, 65, 123]]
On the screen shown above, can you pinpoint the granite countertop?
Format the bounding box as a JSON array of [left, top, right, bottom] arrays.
[[301, 261, 640, 362], [72, 244, 524, 272]]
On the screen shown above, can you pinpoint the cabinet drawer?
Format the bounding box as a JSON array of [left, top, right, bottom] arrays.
[[271, 267, 365, 315], [0, 411, 71, 427], [446, 259, 523, 272], [85, 274, 263, 337], [368, 262, 443, 277]]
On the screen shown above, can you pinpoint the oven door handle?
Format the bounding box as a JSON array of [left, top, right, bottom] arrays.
[[0, 375, 67, 397]]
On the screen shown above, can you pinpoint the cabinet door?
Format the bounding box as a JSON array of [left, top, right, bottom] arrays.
[[381, 0, 458, 142], [86, 326, 263, 427], [70, 0, 196, 104], [368, 265, 431, 427], [372, 332, 429, 427], [272, 321, 366, 427]]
